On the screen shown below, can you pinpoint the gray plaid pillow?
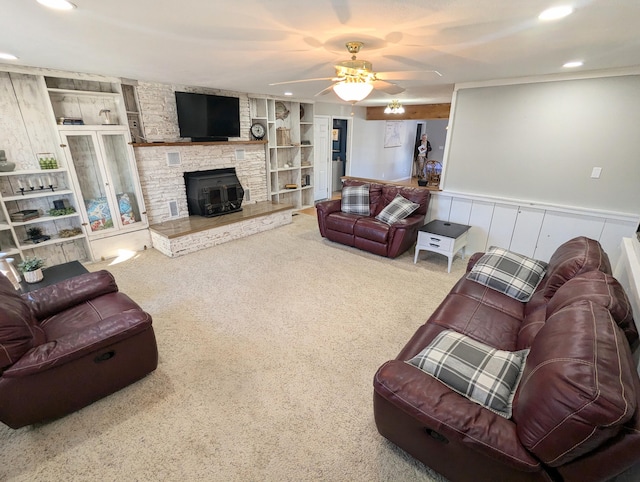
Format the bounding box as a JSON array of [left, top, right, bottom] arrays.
[[375, 194, 420, 225], [341, 184, 370, 215], [407, 330, 529, 418], [467, 246, 548, 302]]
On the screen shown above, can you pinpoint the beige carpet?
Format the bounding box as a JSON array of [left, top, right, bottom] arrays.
[[1, 213, 638, 481]]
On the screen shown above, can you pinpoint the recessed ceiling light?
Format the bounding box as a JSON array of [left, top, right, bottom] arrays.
[[284, 92, 293, 96], [0, 52, 18, 60], [563, 60, 583, 68], [539, 5, 574, 21], [36, 0, 77, 10]]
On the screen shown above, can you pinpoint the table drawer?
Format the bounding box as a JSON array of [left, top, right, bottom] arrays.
[[419, 233, 454, 251]]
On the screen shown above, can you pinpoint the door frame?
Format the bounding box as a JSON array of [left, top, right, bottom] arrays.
[[331, 115, 352, 192]]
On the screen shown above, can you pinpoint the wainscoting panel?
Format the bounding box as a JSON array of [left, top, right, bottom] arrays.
[[428, 191, 639, 266]]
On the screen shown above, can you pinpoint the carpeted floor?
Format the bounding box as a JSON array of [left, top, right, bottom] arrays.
[[1, 213, 462, 481], [1, 213, 639, 481]]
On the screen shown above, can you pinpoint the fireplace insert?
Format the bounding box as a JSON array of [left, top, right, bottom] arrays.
[[184, 168, 244, 217]]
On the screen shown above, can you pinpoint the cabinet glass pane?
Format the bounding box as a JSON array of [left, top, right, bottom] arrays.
[[100, 134, 142, 227], [66, 135, 114, 232]]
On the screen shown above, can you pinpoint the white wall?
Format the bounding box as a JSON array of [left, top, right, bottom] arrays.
[[444, 74, 640, 216], [315, 102, 420, 182]]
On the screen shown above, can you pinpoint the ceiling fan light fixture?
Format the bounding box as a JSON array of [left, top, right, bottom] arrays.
[[333, 79, 374, 102], [384, 100, 404, 114]]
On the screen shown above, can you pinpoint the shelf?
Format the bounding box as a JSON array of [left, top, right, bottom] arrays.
[[0, 168, 66, 176], [57, 124, 126, 131], [3, 189, 73, 202], [132, 140, 267, 147], [0, 222, 11, 231], [18, 233, 86, 250], [10, 213, 80, 227], [48, 88, 120, 98], [0, 247, 19, 256]]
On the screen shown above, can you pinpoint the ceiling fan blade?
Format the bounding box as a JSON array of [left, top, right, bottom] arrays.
[[375, 70, 443, 81], [371, 80, 405, 95], [269, 77, 335, 86], [314, 85, 335, 97]]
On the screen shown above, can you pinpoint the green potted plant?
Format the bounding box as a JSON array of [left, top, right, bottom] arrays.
[[17, 256, 45, 283]]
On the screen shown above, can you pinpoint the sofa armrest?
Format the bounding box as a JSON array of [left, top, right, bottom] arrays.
[[467, 252, 485, 272], [22, 270, 119, 321], [316, 198, 341, 215], [315, 199, 342, 237], [374, 360, 541, 472], [2, 309, 152, 378]]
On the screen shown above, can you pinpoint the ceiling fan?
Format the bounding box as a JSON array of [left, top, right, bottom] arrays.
[[269, 41, 442, 102]]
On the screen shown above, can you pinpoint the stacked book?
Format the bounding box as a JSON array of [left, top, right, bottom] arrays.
[[10, 210, 39, 222]]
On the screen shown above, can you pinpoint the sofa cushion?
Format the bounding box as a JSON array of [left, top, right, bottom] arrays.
[[542, 236, 612, 298], [375, 194, 420, 225], [513, 300, 637, 466], [341, 183, 370, 215], [325, 211, 361, 235], [342, 179, 383, 215], [547, 270, 637, 349], [0, 276, 39, 371], [407, 329, 528, 418], [467, 247, 548, 302], [352, 217, 389, 243]]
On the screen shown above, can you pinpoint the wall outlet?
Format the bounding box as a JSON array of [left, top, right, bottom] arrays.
[[591, 167, 602, 179]]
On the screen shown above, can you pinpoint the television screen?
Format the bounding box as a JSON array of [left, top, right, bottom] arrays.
[[175, 92, 240, 141]]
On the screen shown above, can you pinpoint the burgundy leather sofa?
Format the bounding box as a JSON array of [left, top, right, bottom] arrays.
[[316, 179, 430, 258], [374, 236, 640, 482], [0, 270, 158, 429]]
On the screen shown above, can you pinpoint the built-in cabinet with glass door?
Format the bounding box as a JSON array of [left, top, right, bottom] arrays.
[[44, 75, 149, 260], [59, 126, 148, 260], [249, 97, 314, 209]]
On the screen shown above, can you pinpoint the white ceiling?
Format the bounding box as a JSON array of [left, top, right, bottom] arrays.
[[2, 0, 640, 106]]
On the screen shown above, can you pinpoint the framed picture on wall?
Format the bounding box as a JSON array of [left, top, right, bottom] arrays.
[[332, 129, 339, 142], [384, 121, 403, 148]]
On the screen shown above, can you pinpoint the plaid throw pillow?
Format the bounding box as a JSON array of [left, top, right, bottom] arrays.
[[407, 330, 529, 418], [467, 247, 548, 302], [375, 194, 420, 225], [341, 184, 370, 215]]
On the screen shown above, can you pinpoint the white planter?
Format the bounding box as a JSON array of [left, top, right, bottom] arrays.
[[23, 268, 44, 283]]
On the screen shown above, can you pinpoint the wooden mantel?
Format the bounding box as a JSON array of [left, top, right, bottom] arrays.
[[131, 140, 267, 148], [366, 103, 450, 121]]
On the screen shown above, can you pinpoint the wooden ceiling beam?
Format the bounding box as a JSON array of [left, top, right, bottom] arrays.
[[366, 103, 450, 120]]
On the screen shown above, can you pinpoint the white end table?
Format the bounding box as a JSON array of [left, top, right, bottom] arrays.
[[414, 220, 472, 273]]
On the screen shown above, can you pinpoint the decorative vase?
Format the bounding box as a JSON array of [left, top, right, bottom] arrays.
[[23, 268, 44, 283], [0, 150, 15, 172]]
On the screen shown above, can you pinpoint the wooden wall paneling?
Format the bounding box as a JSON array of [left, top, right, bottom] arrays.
[[448, 197, 472, 226], [0, 72, 34, 168], [486, 204, 518, 250], [10, 73, 61, 167], [509, 207, 545, 257], [535, 211, 605, 262], [596, 218, 637, 266], [467, 200, 494, 254], [366, 103, 451, 120], [428, 194, 452, 222]]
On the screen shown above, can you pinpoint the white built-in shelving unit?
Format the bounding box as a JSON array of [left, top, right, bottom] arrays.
[[249, 97, 314, 209]]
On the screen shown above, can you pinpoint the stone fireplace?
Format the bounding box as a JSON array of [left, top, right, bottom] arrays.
[[132, 143, 267, 224]]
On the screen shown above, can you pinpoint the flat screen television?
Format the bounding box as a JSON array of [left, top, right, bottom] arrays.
[[175, 91, 240, 141]]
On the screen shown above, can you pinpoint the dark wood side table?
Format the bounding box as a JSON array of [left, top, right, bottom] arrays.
[[19, 260, 89, 293], [414, 220, 472, 273]]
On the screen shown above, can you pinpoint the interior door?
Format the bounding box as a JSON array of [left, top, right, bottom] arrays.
[[314, 115, 330, 201]]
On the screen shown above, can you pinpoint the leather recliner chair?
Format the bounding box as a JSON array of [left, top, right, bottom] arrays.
[[0, 270, 158, 429]]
